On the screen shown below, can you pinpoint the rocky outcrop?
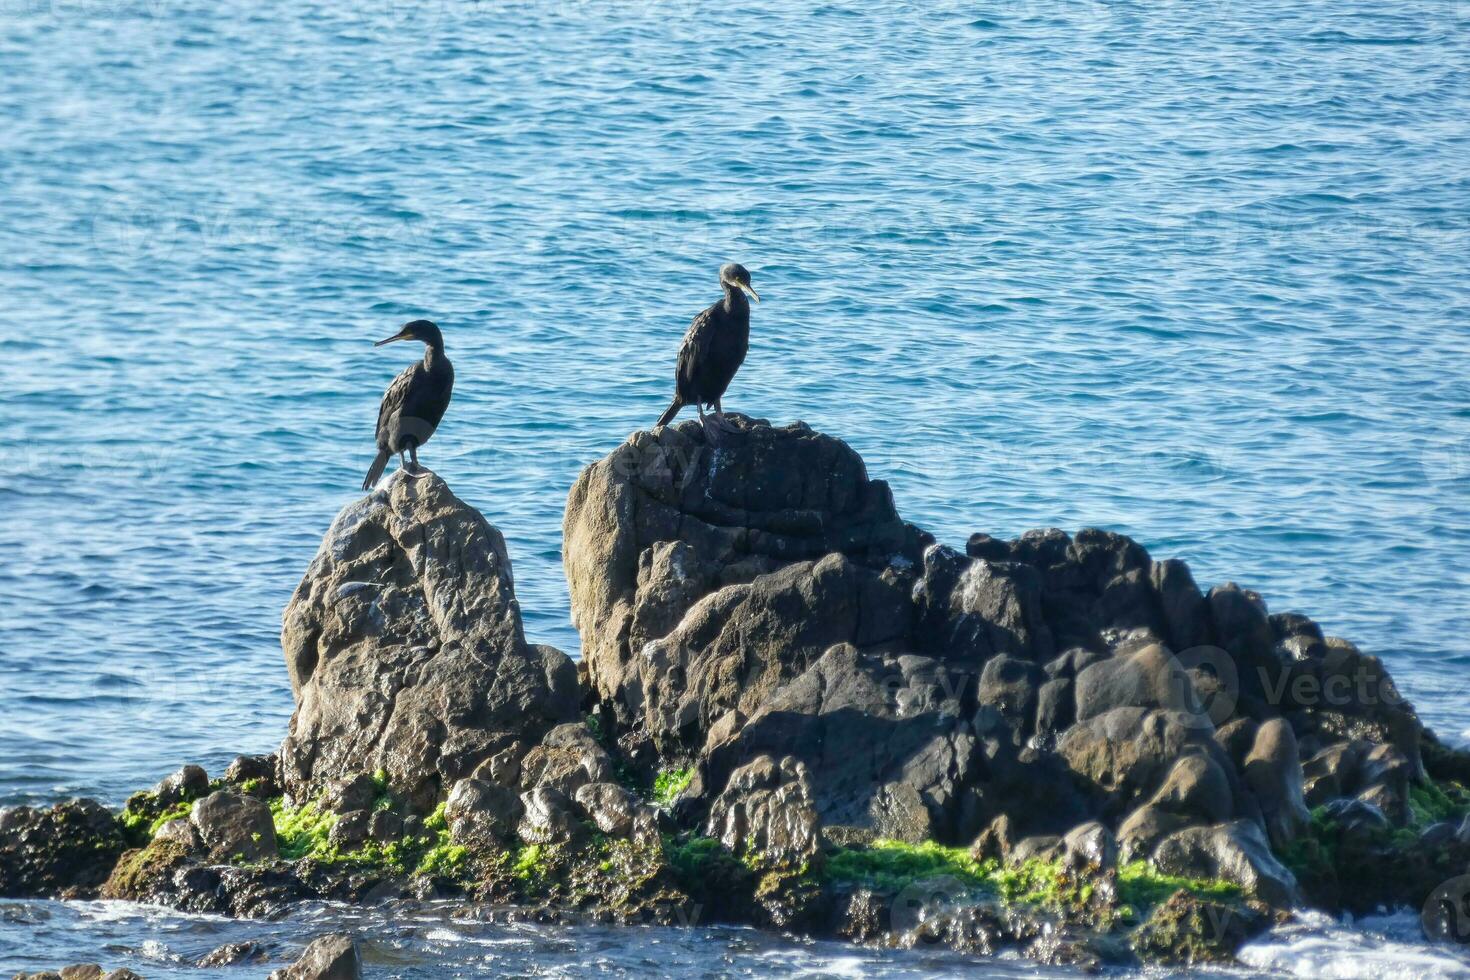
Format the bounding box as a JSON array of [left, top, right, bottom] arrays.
[[563, 417, 920, 739], [562, 416, 1436, 922], [279, 469, 579, 811], [4, 417, 1460, 975]]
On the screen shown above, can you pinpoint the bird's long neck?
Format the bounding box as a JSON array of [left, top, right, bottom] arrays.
[[721, 283, 749, 317], [423, 342, 448, 371]]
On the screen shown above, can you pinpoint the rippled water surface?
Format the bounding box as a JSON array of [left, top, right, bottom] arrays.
[[2, 0, 1468, 972]]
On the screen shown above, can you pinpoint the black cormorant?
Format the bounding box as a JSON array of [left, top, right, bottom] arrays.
[[361, 319, 454, 491], [654, 262, 760, 437]]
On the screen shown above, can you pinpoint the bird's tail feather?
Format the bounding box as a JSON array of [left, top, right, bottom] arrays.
[[655, 397, 683, 428], [362, 449, 390, 492]]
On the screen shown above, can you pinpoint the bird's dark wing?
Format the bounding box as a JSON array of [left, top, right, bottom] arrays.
[[399, 360, 453, 431], [375, 362, 422, 444], [675, 303, 718, 400]]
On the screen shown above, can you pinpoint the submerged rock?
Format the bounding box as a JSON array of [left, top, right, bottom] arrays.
[[1131, 889, 1269, 963], [1152, 819, 1301, 909], [269, 933, 361, 980], [279, 469, 579, 810]]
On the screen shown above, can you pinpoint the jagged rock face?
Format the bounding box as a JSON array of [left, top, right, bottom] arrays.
[[705, 755, 822, 869], [280, 470, 579, 811], [705, 645, 976, 841], [564, 418, 1427, 860]]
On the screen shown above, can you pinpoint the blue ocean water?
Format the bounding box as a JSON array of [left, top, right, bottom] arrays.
[[0, 0, 1468, 971]]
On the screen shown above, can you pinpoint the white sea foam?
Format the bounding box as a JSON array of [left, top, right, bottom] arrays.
[[1239, 910, 1470, 979]]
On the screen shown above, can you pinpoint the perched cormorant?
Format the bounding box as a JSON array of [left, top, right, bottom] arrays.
[[361, 319, 454, 491], [655, 262, 760, 437]]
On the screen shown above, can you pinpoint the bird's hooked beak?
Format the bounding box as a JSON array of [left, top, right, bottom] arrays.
[[374, 328, 411, 346], [740, 281, 761, 302]]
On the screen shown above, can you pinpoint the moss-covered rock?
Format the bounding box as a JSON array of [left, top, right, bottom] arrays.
[[1131, 889, 1269, 963], [0, 799, 128, 898]]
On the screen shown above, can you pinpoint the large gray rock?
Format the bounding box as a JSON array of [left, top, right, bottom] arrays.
[[619, 551, 912, 755], [280, 470, 579, 810], [1146, 752, 1235, 824], [561, 418, 1428, 863], [1242, 719, 1310, 847], [1152, 819, 1301, 909], [518, 722, 617, 795], [704, 644, 978, 841], [1073, 644, 1195, 722], [443, 778, 523, 848], [1057, 707, 1224, 818], [517, 787, 582, 846], [573, 782, 652, 839], [191, 790, 278, 863], [563, 418, 917, 741], [268, 934, 361, 980], [912, 545, 1052, 664]]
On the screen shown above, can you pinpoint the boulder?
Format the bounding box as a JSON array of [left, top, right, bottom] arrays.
[[1149, 559, 1212, 652], [517, 787, 582, 846], [154, 765, 210, 806], [913, 546, 1052, 664], [627, 552, 912, 755], [198, 942, 267, 967], [975, 654, 1042, 739], [1058, 822, 1111, 875], [321, 774, 378, 815], [328, 810, 371, 850], [573, 782, 647, 838], [1074, 644, 1195, 722], [269, 934, 361, 980], [1152, 819, 1301, 909], [0, 799, 128, 898], [1146, 753, 1235, 824], [1034, 677, 1074, 734], [705, 755, 822, 870], [279, 470, 579, 811], [223, 755, 281, 799], [190, 790, 278, 863], [367, 810, 403, 843], [443, 777, 523, 848], [1242, 719, 1310, 847], [518, 722, 617, 795], [1116, 805, 1190, 863], [1057, 707, 1222, 817]]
